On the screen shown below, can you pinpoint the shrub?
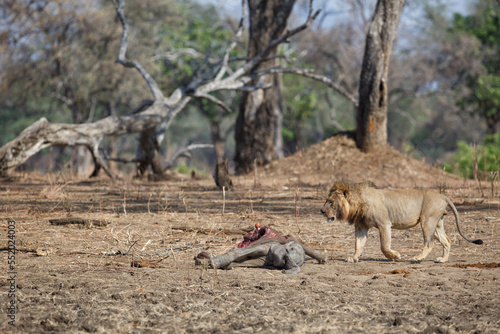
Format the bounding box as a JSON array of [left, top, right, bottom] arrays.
[[443, 133, 500, 179], [175, 162, 208, 178]]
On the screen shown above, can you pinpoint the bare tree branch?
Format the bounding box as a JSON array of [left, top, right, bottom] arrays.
[[237, 0, 320, 77], [104, 156, 140, 164], [113, 0, 165, 101], [323, 92, 346, 132], [150, 48, 205, 62], [215, 0, 246, 81], [256, 67, 359, 107], [229, 54, 288, 63], [192, 92, 233, 113], [131, 100, 154, 114], [163, 144, 214, 170]]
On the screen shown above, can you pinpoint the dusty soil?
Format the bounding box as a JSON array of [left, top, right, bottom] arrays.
[[1, 136, 499, 333]]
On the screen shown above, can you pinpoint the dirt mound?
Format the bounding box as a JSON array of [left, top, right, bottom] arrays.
[[263, 135, 462, 188]]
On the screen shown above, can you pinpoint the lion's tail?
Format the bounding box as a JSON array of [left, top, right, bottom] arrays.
[[445, 197, 483, 245]]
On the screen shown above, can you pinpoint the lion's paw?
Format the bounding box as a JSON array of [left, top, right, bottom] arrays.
[[391, 252, 402, 261], [410, 257, 422, 264], [346, 257, 359, 263], [435, 257, 447, 263]]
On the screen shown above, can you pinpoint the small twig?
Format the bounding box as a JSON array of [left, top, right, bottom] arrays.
[[253, 159, 258, 188], [213, 256, 221, 288], [141, 240, 152, 252], [170, 245, 177, 262], [249, 190, 254, 214], [125, 240, 138, 255], [147, 193, 152, 214], [473, 144, 484, 197], [490, 171, 498, 199], [123, 191, 127, 215], [294, 188, 301, 234], [222, 186, 226, 216]]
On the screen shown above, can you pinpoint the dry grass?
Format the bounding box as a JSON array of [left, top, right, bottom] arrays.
[[1, 137, 499, 333]]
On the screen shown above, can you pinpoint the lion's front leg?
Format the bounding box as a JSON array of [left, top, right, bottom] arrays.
[[348, 226, 368, 263], [377, 223, 401, 261]]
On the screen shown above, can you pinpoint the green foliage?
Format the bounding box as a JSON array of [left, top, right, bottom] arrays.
[[175, 162, 208, 178], [156, 1, 238, 87], [282, 72, 319, 149], [443, 133, 500, 178], [452, 2, 500, 132], [176, 162, 190, 174]]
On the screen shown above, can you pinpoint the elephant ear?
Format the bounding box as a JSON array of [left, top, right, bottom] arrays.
[[282, 253, 301, 274]]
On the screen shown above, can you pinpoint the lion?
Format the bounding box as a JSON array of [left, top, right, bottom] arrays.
[[321, 182, 483, 263]]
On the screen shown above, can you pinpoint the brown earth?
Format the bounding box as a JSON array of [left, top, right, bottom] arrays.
[[1, 135, 499, 333]]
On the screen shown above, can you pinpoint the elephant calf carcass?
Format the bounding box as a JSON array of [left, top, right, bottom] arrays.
[[195, 224, 326, 274]]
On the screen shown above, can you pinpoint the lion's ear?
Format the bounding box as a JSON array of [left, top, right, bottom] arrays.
[[332, 183, 349, 198], [338, 188, 349, 199]]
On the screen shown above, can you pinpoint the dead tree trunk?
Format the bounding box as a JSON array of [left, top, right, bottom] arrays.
[[355, 0, 405, 152], [210, 120, 226, 164], [137, 127, 164, 177], [214, 157, 233, 190], [234, 0, 295, 174]]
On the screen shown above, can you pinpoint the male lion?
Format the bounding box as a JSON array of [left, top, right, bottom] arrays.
[[321, 182, 483, 263]]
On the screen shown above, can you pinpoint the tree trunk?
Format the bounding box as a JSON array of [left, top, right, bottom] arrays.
[[234, 0, 294, 174], [135, 126, 164, 178], [355, 0, 405, 152], [485, 110, 499, 135], [210, 120, 226, 164]]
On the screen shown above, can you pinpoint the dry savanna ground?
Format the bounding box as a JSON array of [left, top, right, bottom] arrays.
[[1, 136, 499, 333]]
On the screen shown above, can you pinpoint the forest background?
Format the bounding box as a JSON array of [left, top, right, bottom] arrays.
[[1, 0, 499, 180]]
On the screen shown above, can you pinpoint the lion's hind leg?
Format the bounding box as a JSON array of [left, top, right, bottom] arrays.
[[412, 215, 439, 263], [434, 217, 451, 263], [411, 243, 433, 263], [411, 215, 450, 262]]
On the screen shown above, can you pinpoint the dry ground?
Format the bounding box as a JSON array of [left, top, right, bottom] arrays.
[[1, 136, 499, 333]]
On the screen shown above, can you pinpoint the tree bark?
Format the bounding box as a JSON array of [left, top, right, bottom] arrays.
[[355, 0, 405, 152], [234, 0, 295, 174], [485, 110, 499, 135], [137, 127, 164, 177], [209, 120, 226, 164]]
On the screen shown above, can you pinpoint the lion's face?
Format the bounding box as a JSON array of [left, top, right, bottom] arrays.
[[321, 191, 350, 223], [321, 195, 340, 223]]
